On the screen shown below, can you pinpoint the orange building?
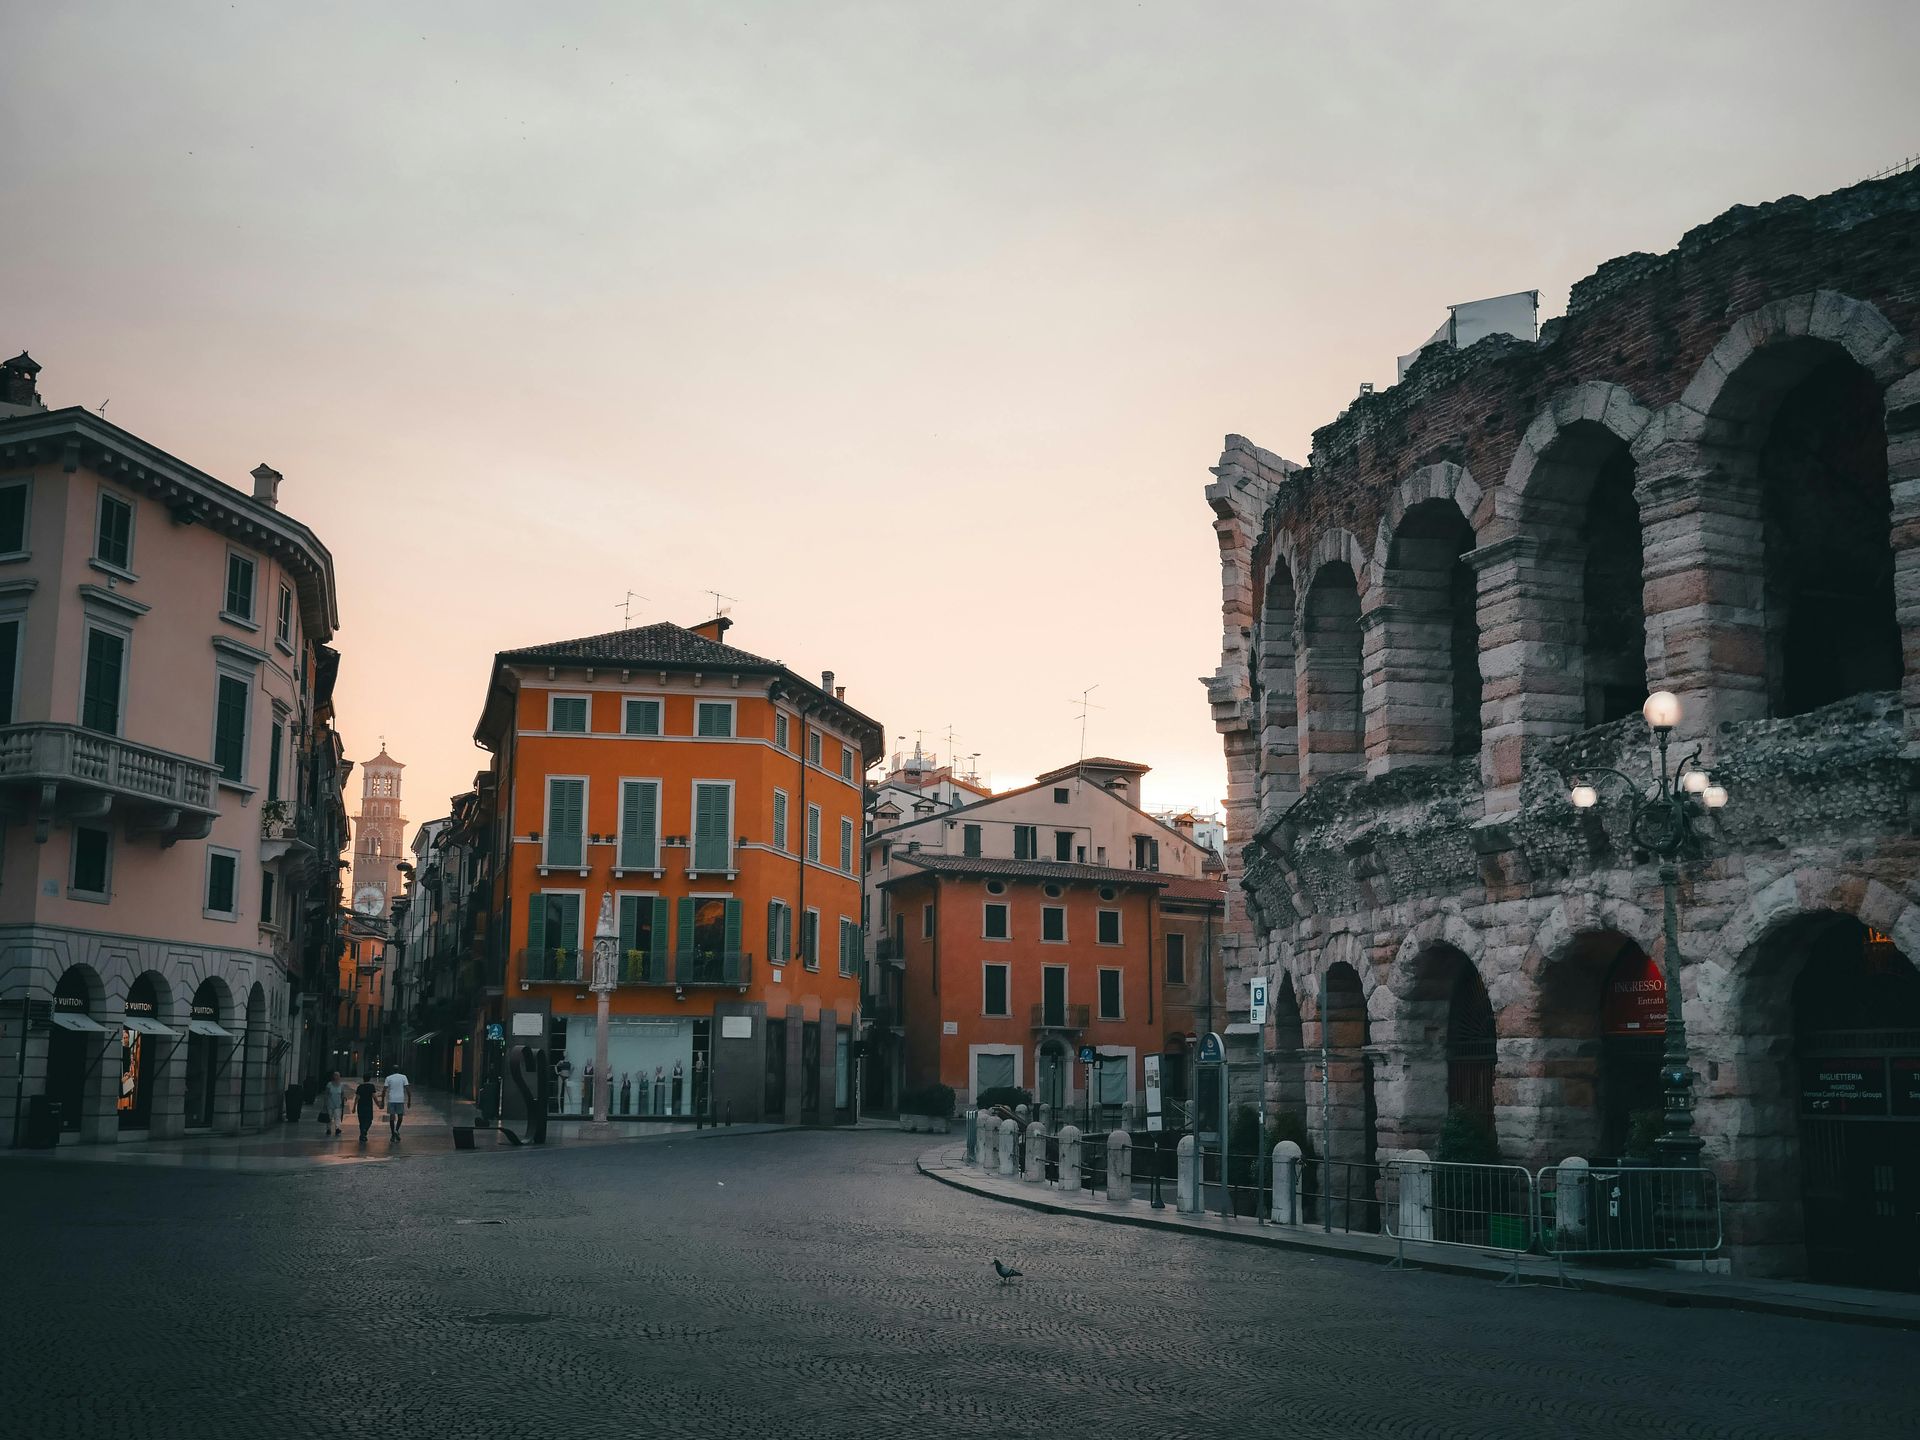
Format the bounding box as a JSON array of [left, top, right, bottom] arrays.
[[471, 618, 881, 1124]]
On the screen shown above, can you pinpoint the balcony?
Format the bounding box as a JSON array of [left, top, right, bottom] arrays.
[[519, 947, 586, 984], [0, 723, 219, 843], [675, 950, 752, 988], [876, 932, 905, 964], [1031, 1003, 1091, 1033], [616, 949, 670, 986]]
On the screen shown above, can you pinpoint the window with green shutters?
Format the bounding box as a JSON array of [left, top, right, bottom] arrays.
[[81, 626, 125, 735], [0, 618, 19, 726], [840, 745, 854, 780], [224, 552, 256, 621], [617, 893, 668, 982], [772, 789, 789, 852], [526, 891, 583, 975], [70, 826, 110, 898], [623, 698, 661, 736], [774, 712, 789, 750], [695, 700, 734, 737], [808, 730, 821, 766], [1097, 909, 1122, 945], [213, 673, 249, 781], [1014, 825, 1037, 860], [95, 492, 132, 570], [767, 899, 792, 964], [983, 903, 1008, 940], [549, 695, 588, 733], [838, 918, 859, 977], [801, 909, 820, 969], [618, 779, 659, 870], [259, 869, 277, 927], [544, 778, 585, 868], [205, 848, 238, 917], [839, 817, 854, 872], [805, 804, 821, 862], [691, 782, 732, 871], [276, 583, 294, 648], [267, 719, 283, 802], [962, 824, 981, 857], [1099, 968, 1123, 1019], [0, 481, 26, 554]]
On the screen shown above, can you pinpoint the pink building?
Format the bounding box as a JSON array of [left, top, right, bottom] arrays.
[[0, 354, 348, 1145]]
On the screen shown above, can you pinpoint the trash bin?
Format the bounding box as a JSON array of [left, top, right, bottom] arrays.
[[25, 1095, 63, 1149], [284, 1084, 304, 1123], [452, 1125, 476, 1151]]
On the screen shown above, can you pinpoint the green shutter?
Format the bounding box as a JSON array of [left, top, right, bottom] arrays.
[[767, 901, 780, 961], [548, 779, 584, 867], [527, 892, 546, 959], [267, 720, 282, 803], [619, 894, 639, 955], [213, 675, 247, 780], [694, 784, 729, 870], [621, 781, 657, 869], [0, 620, 16, 726], [652, 897, 671, 967], [677, 897, 696, 957], [724, 898, 742, 956]]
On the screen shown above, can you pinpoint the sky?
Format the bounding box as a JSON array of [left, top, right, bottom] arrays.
[[4, 2, 1915, 838]]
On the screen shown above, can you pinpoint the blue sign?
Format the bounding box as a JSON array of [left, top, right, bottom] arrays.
[[485, 1023, 505, 1041], [1077, 1046, 1095, 1063], [1197, 1031, 1225, 1065]]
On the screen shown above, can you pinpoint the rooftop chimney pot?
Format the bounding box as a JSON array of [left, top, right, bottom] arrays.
[[821, 670, 835, 693], [0, 352, 45, 415], [250, 463, 283, 508]]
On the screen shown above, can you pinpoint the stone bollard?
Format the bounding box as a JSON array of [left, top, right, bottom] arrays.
[[1396, 1147, 1435, 1241], [1176, 1134, 1200, 1214], [1024, 1121, 1047, 1183], [1106, 1129, 1132, 1205], [1014, 1104, 1030, 1126], [1554, 1156, 1590, 1248], [1057, 1125, 1082, 1193], [998, 1119, 1019, 1178], [1038, 1103, 1053, 1135], [1271, 1140, 1303, 1224]]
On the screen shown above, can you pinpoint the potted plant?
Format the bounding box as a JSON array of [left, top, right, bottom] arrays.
[[260, 798, 292, 838]]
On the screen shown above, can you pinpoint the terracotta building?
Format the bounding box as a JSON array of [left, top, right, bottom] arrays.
[[468, 618, 881, 1124], [1207, 166, 1920, 1288]]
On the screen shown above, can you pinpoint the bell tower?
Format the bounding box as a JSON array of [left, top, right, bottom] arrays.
[[350, 746, 406, 918]]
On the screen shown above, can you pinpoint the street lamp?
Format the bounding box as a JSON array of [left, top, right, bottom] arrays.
[[590, 891, 617, 1125], [1567, 690, 1727, 1167]]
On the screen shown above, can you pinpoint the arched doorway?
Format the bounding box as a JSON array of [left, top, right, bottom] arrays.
[[119, 972, 174, 1132], [1445, 965, 1495, 1132], [182, 977, 236, 1131], [1597, 941, 1665, 1157], [243, 984, 269, 1130], [1315, 961, 1377, 1227], [1524, 927, 1663, 1164], [1789, 916, 1920, 1289], [1269, 975, 1306, 1123], [1256, 558, 1300, 816], [1299, 563, 1363, 782], [1377, 500, 1482, 766], [47, 966, 109, 1134]]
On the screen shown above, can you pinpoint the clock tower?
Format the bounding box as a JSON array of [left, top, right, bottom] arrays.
[[350, 746, 406, 918]]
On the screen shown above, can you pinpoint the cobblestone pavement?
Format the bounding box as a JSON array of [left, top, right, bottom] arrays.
[[4, 1129, 1913, 1440]]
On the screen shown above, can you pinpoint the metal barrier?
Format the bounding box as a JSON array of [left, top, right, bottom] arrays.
[[963, 1109, 977, 1165], [1536, 1161, 1722, 1283], [1299, 1158, 1384, 1235], [1382, 1159, 1536, 1282]]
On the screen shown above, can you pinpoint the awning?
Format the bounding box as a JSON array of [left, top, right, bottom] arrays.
[[186, 1018, 234, 1039], [121, 1016, 179, 1038], [50, 1012, 110, 1034], [1224, 1022, 1262, 1036], [412, 1032, 438, 1045]]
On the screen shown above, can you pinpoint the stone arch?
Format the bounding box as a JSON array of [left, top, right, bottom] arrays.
[[1373, 939, 1494, 1158], [46, 963, 115, 1143], [119, 969, 181, 1138], [1267, 968, 1308, 1125], [243, 982, 271, 1131], [1254, 544, 1299, 819], [1366, 462, 1486, 592], [184, 974, 239, 1132], [1308, 956, 1377, 1206], [1502, 383, 1652, 514], [1297, 557, 1365, 783]]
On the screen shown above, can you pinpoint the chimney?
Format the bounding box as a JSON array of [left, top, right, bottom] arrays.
[[834, 685, 846, 702], [251, 463, 283, 508], [821, 670, 835, 693], [0, 352, 44, 416], [690, 616, 733, 643]]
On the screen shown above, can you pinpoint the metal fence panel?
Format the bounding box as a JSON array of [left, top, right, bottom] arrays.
[[1536, 1163, 1722, 1260], [1383, 1161, 1536, 1258]]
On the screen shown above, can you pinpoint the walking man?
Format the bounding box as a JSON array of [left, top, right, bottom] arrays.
[[383, 1067, 411, 1139], [354, 1074, 378, 1143], [319, 1070, 346, 1138]]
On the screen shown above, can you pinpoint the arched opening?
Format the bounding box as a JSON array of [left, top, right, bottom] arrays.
[[1582, 447, 1646, 726], [1313, 961, 1377, 1227], [1389, 944, 1494, 1155], [1526, 928, 1663, 1164], [1269, 974, 1306, 1125], [1299, 563, 1363, 782], [1377, 501, 1480, 766], [243, 984, 269, 1131], [47, 965, 108, 1136], [1446, 965, 1495, 1133], [1757, 350, 1899, 715], [1256, 558, 1299, 815], [183, 977, 235, 1131], [119, 972, 173, 1132]]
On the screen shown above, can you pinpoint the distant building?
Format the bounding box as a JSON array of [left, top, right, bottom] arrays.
[[349, 747, 406, 919], [1153, 809, 1225, 859], [0, 353, 348, 1144], [867, 756, 1224, 1120]]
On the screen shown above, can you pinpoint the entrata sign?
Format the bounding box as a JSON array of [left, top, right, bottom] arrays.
[[1602, 952, 1665, 1036]]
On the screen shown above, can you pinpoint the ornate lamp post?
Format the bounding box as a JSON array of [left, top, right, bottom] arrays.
[[590, 891, 617, 1125], [1568, 690, 1727, 1167]]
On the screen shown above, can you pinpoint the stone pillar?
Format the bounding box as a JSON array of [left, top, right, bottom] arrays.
[[1056, 1125, 1082, 1192], [1885, 372, 1920, 746], [213, 1035, 244, 1135], [1553, 1157, 1590, 1248], [1468, 535, 1585, 815], [1023, 1121, 1046, 1183], [1362, 603, 1454, 774], [1635, 446, 1768, 746], [1394, 1148, 1434, 1241], [1175, 1134, 1199, 1213], [78, 1028, 119, 1144], [1105, 1129, 1132, 1204], [997, 1119, 1018, 1178], [1271, 1140, 1302, 1223], [977, 1117, 997, 1171]]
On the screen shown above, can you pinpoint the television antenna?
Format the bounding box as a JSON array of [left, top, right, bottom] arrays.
[[615, 591, 648, 628], [706, 589, 735, 619], [1070, 685, 1103, 770]]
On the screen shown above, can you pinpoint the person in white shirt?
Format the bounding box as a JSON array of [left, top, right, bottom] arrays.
[[383, 1070, 411, 1139]]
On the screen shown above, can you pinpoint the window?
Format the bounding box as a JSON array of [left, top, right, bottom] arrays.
[[1054, 830, 1073, 862], [772, 789, 789, 852], [1165, 932, 1187, 986], [1098, 1056, 1128, 1105], [767, 899, 792, 964], [70, 826, 110, 899], [617, 894, 665, 976], [1013, 825, 1037, 860], [267, 719, 283, 803], [983, 902, 1008, 940], [544, 777, 586, 868], [921, 903, 934, 939], [808, 730, 822, 766], [692, 782, 733, 871], [223, 552, 256, 622], [275, 583, 294, 649], [623, 698, 661, 736], [962, 823, 981, 857], [260, 870, 277, 927], [839, 817, 854, 872], [986, 879, 1006, 896], [977, 1052, 1015, 1094], [94, 491, 133, 570], [618, 779, 659, 870], [549, 695, 589, 733], [527, 891, 583, 962], [802, 909, 820, 969], [774, 712, 790, 750], [1043, 883, 1063, 899], [840, 745, 854, 780], [81, 625, 125, 734], [1133, 835, 1160, 871], [212, 672, 249, 782], [0, 480, 27, 555], [839, 918, 859, 977], [806, 803, 821, 862], [205, 848, 239, 918], [1053, 787, 1069, 804], [1097, 909, 1122, 945], [1041, 906, 1066, 943], [0, 616, 19, 725], [983, 963, 1009, 1017], [695, 700, 734, 737], [1098, 968, 1123, 1020]]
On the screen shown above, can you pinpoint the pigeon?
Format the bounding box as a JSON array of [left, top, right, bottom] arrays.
[[992, 1259, 1022, 1285]]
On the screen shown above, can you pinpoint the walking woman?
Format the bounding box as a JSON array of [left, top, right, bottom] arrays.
[[317, 1070, 346, 1138]]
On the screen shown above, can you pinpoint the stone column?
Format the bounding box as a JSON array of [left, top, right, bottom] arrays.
[[1023, 1121, 1046, 1183], [997, 1119, 1018, 1177], [1362, 602, 1455, 774], [1468, 535, 1585, 815], [78, 1028, 119, 1143], [1176, 1134, 1200, 1213], [1885, 373, 1920, 746], [1056, 1124, 1082, 1192], [1271, 1140, 1302, 1223], [1105, 1130, 1132, 1204]]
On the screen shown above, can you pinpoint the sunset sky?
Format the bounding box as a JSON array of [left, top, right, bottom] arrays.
[[5, 2, 1914, 838]]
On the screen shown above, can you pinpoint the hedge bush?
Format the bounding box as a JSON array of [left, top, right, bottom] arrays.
[[899, 1082, 956, 1119], [974, 1085, 1033, 1113]]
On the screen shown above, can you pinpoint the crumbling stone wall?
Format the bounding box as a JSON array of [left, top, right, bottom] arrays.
[[1207, 167, 1920, 1278]]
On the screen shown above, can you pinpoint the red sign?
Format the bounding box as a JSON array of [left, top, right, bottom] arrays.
[[1602, 951, 1666, 1036]]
